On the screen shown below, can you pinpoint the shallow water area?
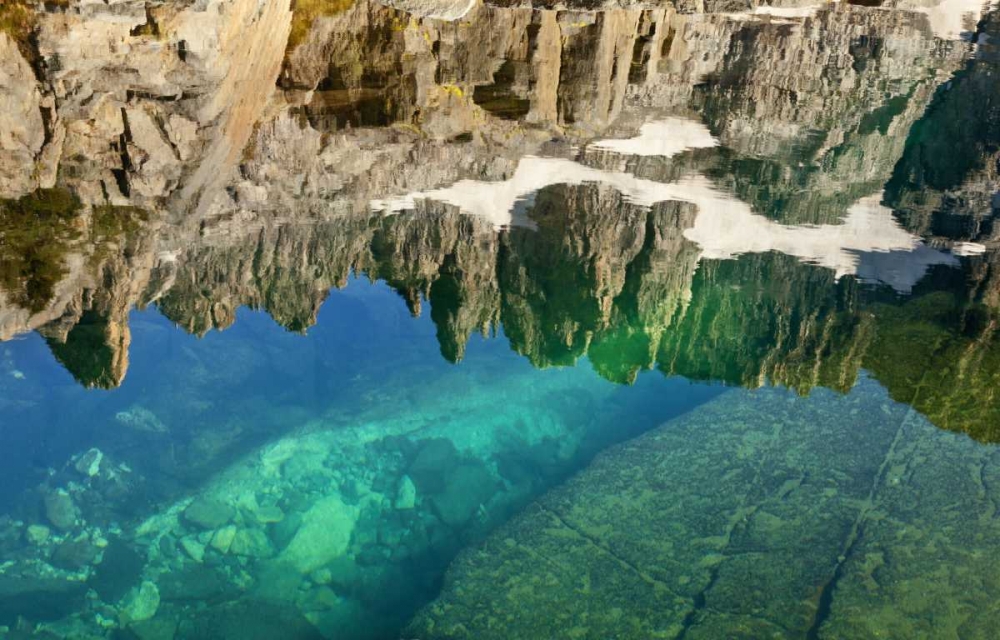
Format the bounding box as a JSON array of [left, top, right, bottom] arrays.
[[2, 0, 1000, 638]]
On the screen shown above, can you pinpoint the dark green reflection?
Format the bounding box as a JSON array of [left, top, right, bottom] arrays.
[[0, 189, 82, 313]]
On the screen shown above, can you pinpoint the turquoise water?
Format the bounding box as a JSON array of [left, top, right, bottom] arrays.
[[3, 1, 1000, 638], [0, 276, 724, 637]]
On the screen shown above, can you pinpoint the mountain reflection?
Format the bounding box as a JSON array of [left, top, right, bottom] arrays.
[[2, 0, 1000, 443]]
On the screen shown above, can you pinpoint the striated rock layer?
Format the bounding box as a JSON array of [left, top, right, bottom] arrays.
[[409, 377, 1000, 639]]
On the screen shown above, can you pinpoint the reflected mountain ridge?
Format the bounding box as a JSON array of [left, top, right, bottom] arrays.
[[2, 2, 1000, 640], [1, 1, 999, 441]]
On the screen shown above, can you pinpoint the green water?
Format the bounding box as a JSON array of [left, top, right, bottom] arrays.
[[3, 1, 1000, 639]]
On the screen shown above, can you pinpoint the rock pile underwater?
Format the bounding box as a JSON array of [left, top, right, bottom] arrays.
[[0, 359, 717, 639]]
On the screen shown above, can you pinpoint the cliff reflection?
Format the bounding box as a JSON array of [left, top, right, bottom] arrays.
[[1, 0, 999, 442]]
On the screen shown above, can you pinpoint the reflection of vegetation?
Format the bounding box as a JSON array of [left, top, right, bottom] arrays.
[[500, 186, 610, 369], [368, 195, 1000, 441], [47, 310, 126, 390], [709, 152, 876, 225], [91, 205, 147, 240], [0, 189, 82, 312], [88, 205, 148, 267], [287, 0, 355, 52], [656, 253, 872, 395], [867, 292, 1000, 442], [0, 0, 37, 68], [0, 191, 147, 389], [0, 192, 151, 314], [858, 93, 910, 136]]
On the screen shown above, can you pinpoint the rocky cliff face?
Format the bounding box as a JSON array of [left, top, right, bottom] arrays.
[[0, 1, 996, 407], [887, 10, 1000, 244]]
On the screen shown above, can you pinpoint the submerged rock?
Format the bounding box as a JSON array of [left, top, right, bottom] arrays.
[[0, 574, 88, 624], [229, 528, 274, 559], [183, 497, 235, 530], [74, 448, 104, 478], [407, 439, 460, 494], [252, 504, 285, 525], [429, 463, 496, 526], [115, 407, 169, 434], [43, 489, 79, 531], [89, 539, 146, 603], [120, 581, 160, 624], [409, 379, 1000, 638], [180, 537, 206, 563], [25, 524, 50, 546], [394, 475, 417, 510], [211, 525, 238, 554], [51, 534, 100, 570], [279, 495, 357, 574], [158, 565, 239, 603], [124, 616, 178, 640], [175, 599, 323, 640]]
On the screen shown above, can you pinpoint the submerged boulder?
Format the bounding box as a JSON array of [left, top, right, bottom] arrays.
[[229, 528, 274, 559], [159, 565, 240, 603], [43, 489, 79, 531], [74, 448, 104, 477], [429, 463, 496, 526], [407, 439, 460, 494], [25, 524, 50, 546], [183, 497, 235, 530], [211, 525, 238, 554], [120, 581, 161, 624], [89, 538, 146, 603], [51, 534, 100, 570], [123, 616, 178, 640], [279, 495, 357, 574], [394, 475, 417, 510]]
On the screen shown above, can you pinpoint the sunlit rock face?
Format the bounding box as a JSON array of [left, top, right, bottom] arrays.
[[690, 5, 974, 225], [12, 0, 293, 212], [886, 11, 1000, 246], [0, 0, 997, 407], [0, 33, 51, 198]]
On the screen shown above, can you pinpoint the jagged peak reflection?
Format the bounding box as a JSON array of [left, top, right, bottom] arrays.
[[684, 187, 957, 290], [373, 118, 955, 292]]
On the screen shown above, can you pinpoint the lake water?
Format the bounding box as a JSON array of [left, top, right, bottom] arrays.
[[2, 1, 1000, 638]]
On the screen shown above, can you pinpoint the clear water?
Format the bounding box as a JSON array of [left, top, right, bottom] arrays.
[[2, 1, 1000, 639]]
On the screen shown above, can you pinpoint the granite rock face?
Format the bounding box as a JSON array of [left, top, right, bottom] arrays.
[[1, 0, 986, 393], [0, 32, 49, 197], [887, 10, 1000, 244]]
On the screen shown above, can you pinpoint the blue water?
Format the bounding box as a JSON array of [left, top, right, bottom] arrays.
[[0, 276, 722, 505]]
